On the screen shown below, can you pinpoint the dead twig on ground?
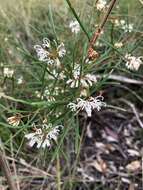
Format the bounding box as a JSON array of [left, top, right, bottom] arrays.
[[95, 74, 143, 84], [121, 99, 143, 128], [0, 140, 17, 190]]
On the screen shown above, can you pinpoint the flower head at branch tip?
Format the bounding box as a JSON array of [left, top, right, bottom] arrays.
[[34, 45, 49, 62], [3, 68, 14, 78], [17, 76, 23, 84], [57, 43, 66, 58], [114, 42, 123, 48], [69, 20, 80, 34], [96, 0, 107, 11], [25, 123, 63, 148], [42, 38, 51, 49], [34, 38, 66, 65], [68, 96, 106, 117], [125, 54, 143, 71], [114, 19, 134, 33], [66, 64, 97, 88]]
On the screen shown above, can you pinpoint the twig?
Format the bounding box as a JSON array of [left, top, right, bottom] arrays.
[[121, 99, 143, 128], [89, 0, 117, 48], [18, 158, 53, 177], [56, 154, 61, 190], [0, 140, 17, 190], [95, 74, 143, 84], [10, 139, 20, 190], [87, 0, 117, 60]]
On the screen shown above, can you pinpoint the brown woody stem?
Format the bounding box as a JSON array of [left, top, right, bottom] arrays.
[[89, 0, 117, 48]]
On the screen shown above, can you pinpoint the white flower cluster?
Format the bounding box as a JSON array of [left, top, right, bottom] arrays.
[[25, 123, 63, 148], [114, 19, 133, 33], [34, 38, 66, 65], [69, 20, 80, 34], [96, 0, 107, 11], [66, 64, 97, 88], [35, 85, 64, 101], [3, 68, 14, 78], [17, 76, 23, 84], [114, 42, 123, 48], [125, 54, 143, 71], [68, 96, 106, 117]]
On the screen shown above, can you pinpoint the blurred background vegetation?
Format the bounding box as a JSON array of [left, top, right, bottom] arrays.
[[0, 0, 143, 189]]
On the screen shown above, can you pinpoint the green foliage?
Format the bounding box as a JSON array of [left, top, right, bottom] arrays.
[[0, 0, 143, 189]]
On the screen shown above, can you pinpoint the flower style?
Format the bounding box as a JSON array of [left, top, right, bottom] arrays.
[[69, 20, 80, 34], [66, 64, 97, 88], [34, 38, 66, 65], [125, 54, 143, 71], [3, 68, 14, 78], [25, 123, 63, 148], [57, 43, 66, 58], [68, 96, 106, 117], [82, 74, 97, 87], [96, 0, 107, 11]]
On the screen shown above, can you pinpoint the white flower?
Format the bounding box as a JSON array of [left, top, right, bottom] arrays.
[[3, 68, 14, 78], [66, 64, 80, 88], [35, 87, 56, 102], [122, 23, 134, 33], [69, 20, 80, 34], [128, 24, 134, 32], [43, 87, 56, 102], [34, 44, 50, 62], [57, 43, 66, 58], [114, 19, 125, 27], [66, 64, 97, 88], [114, 19, 133, 33], [114, 19, 120, 26], [73, 64, 81, 78], [34, 38, 66, 65], [67, 64, 97, 88], [25, 123, 63, 148], [42, 38, 51, 49], [120, 19, 126, 26], [67, 74, 97, 88], [114, 42, 123, 48], [95, 41, 103, 47], [96, 0, 107, 11], [35, 90, 41, 98], [125, 54, 143, 71], [83, 74, 97, 87], [68, 96, 106, 117], [17, 76, 23, 84]]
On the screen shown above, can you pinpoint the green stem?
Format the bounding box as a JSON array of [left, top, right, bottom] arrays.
[[40, 64, 47, 98], [65, 0, 90, 41]]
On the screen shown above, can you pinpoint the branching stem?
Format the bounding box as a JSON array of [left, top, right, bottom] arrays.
[[89, 0, 117, 48]]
